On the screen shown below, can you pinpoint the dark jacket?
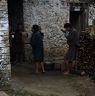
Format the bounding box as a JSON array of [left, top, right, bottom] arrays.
[[66, 29, 79, 47], [30, 32, 44, 48], [30, 31, 44, 61]]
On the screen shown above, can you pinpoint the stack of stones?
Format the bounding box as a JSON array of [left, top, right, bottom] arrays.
[[75, 32, 95, 76]]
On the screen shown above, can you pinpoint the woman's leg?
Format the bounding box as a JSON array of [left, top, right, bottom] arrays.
[[41, 62, 45, 72], [35, 62, 39, 73], [63, 60, 70, 75]]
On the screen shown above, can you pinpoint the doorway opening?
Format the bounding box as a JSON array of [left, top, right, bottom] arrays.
[[7, 0, 24, 63], [70, 3, 88, 31], [70, 11, 82, 30], [7, 0, 24, 30]]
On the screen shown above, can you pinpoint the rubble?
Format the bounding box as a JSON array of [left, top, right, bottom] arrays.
[[75, 32, 95, 76]]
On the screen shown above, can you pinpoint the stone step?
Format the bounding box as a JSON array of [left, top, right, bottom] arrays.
[[0, 91, 8, 96]]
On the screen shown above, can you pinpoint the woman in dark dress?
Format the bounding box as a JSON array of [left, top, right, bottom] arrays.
[[30, 25, 45, 73]]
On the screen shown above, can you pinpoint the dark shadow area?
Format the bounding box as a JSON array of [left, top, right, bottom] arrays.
[[7, 0, 24, 30], [70, 11, 82, 30], [70, 3, 88, 31], [7, 0, 24, 63]]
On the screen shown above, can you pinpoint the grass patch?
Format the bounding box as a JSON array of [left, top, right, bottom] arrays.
[[0, 84, 42, 96]]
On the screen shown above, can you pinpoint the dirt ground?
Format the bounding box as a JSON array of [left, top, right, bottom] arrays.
[[11, 64, 95, 96], [0, 91, 9, 96]]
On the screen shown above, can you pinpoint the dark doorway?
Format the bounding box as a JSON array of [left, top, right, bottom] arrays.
[[7, 0, 24, 62], [70, 11, 82, 30], [7, 0, 24, 30], [70, 3, 88, 31]]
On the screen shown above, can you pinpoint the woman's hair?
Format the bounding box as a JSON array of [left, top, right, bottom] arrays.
[[64, 23, 72, 29], [32, 25, 41, 32]]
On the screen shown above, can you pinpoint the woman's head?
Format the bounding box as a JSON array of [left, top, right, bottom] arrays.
[[64, 23, 72, 32], [32, 25, 41, 32]]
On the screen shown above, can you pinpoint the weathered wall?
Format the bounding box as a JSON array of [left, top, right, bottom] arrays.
[[0, 0, 10, 85], [88, 6, 95, 25], [23, 0, 69, 63]]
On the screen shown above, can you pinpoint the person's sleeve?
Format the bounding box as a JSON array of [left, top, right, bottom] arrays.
[[30, 34, 37, 46], [67, 31, 74, 41], [35, 33, 43, 46], [74, 31, 80, 47]]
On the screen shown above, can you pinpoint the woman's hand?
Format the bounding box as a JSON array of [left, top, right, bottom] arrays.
[[61, 29, 66, 32]]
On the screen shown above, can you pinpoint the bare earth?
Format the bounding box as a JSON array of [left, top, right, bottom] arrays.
[[11, 65, 95, 96]]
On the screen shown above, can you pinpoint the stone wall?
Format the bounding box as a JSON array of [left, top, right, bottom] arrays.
[[23, 0, 69, 63], [0, 0, 10, 85], [88, 6, 95, 25]]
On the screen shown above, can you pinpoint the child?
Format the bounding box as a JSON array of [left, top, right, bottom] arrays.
[[61, 23, 79, 75]]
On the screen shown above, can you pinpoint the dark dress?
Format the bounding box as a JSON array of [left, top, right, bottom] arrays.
[[30, 32, 44, 62], [64, 29, 79, 61]]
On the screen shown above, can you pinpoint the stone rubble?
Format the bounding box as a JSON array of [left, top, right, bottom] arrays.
[[0, 91, 8, 96]]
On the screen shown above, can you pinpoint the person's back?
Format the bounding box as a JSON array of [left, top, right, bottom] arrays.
[[31, 31, 43, 48]]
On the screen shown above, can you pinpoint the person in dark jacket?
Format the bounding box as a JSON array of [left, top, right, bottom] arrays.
[[30, 25, 45, 73], [61, 23, 79, 75]]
